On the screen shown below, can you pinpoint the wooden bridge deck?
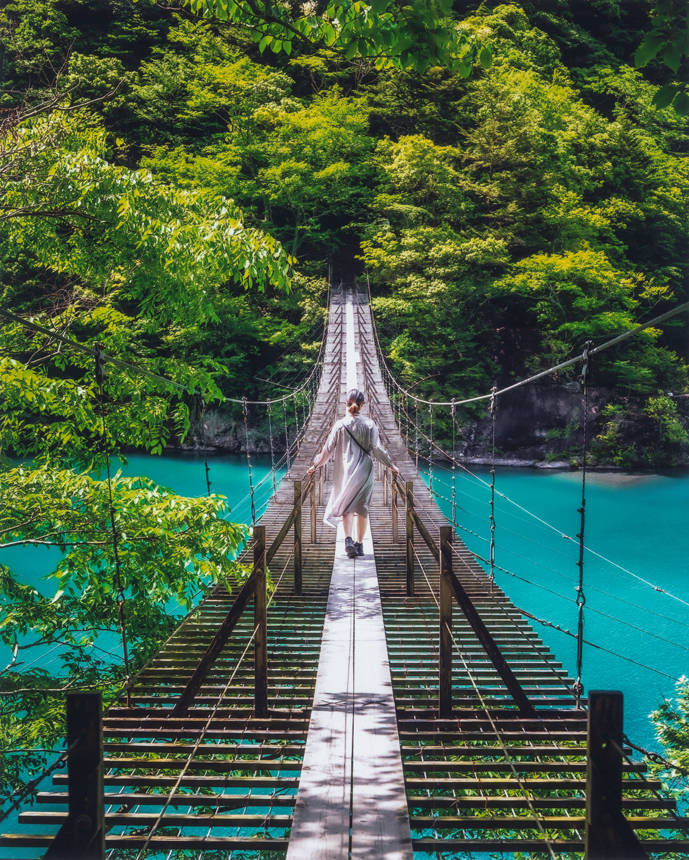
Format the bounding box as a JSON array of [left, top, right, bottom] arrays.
[[3, 285, 688, 858]]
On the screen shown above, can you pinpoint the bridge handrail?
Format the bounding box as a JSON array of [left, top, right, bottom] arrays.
[[391, 473, 535, 718], [171, 473, 318, 717]]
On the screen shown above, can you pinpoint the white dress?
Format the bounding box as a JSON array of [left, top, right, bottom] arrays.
[[312, 414, 395, 528]]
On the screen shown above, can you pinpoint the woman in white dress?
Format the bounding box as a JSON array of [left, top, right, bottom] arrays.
[[307, 388, 399, 559]]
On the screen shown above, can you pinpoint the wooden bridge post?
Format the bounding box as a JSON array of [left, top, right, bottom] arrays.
[[254, 526, 268, 718], [383, 467, 389, 506], [439, 527, 453, 719], [310, 477, 317, 544], [43, 693, 104, 860], [294, 481, 302, 595], [585, 691, 648, 859], [391, 478, 398, 543], [406, 482, 414, 596], [318, 465, 324, 506]]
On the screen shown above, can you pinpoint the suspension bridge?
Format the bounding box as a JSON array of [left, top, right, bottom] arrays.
[[2, 281, 688, 858]]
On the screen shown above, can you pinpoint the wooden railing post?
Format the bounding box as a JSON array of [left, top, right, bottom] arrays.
[[44, 693, 104, 860], [310, 476, 317, 544], [439, 527, 453, 719], [406, 482, 414, 596], [254, 526, 268, 718], [383, 467, 389, 506], [294, 481, 302, 595], [392, 478, 398, 544], [319, 466, 324, 506], [586, 691, 648, 859]]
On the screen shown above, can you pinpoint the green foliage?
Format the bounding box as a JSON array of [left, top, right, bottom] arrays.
[[592, 396, 688, 466], [635, 0, 689, 115], [0, 0, 77, 77], [1, 111, 292, 321], [649, 676, 689, 805], [0, 460, 247, 799], [163, 0, 491, 76]]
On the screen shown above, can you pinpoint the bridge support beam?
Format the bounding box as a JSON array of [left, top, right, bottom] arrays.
[[585, 691, 648, 859], [43, 693, 104, 860]]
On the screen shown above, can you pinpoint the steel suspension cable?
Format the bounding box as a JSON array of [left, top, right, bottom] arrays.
[[366, 300, 689, 408], [283, 396, 291, 471], [515, 607, 680, 681], [409, 542, 558, 859], [451, 398, 457, 528], [428, 402, 434, 495], [242, 397, 256, 526], [399, 398, 689, 611], [573, 343, 592, 709], [489, 387, 497, 591], [267, 400, 277, 495]]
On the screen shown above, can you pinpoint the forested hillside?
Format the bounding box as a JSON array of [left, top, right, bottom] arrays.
[[0, 0, 688, 798], [1, 0, 687, 428]]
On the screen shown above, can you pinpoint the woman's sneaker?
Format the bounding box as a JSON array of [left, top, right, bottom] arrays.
[[345, 536, 357, 559], [355, 542, 364, 557]]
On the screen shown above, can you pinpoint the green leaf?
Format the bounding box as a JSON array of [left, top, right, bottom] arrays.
[[663, 42, 682, 72], [652, 84, 677, 109], [634, 39, 665, 68], [672, 91, 689, 115], [479, 46, 492, 69], [344, 40, 359, 60], [324, 23, 337, 46], [258, 34, 272, 53]]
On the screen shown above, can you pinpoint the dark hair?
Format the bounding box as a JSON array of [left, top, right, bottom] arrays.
[[347, 388, 365, 416]]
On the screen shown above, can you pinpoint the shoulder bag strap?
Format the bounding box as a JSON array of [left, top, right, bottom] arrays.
[[342, 423, 372, 458]]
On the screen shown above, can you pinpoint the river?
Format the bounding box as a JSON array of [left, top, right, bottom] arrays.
[[2, 454, 687, 750]]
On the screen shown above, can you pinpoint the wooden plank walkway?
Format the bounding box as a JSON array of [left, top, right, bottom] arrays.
[[3, 282, 688, 858], [287, 293, 412, 860]]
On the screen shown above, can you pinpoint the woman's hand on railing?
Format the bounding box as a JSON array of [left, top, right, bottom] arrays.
[[307, 464, 316, 475]]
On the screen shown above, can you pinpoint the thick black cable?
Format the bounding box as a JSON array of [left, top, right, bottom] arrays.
[[0, 738, 81, 824]]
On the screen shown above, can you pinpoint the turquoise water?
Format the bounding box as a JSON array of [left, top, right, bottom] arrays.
[[421, 462, 689, 749], [0, 454, 283, 676], [2, 455, 687, 750]]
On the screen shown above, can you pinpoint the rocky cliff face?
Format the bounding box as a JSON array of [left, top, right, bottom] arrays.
[[175, 383, 689, 468], [457, 383, 689, 468]]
